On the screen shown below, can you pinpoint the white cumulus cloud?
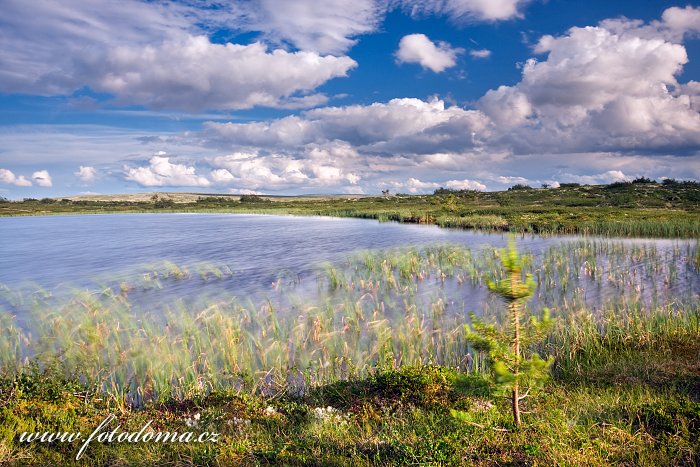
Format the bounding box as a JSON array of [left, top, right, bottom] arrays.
[[208, 142, 362, 191], [600, 5, 700, 44], [444, 179, 487, 190], [204, 97, 490, 155], [0, 0, 357, 111], [0, 169, 33, 187], [210, 169, 236, 184], [478, 7, 700, 153], [557, 170, 630, 185], [32, 170, 52, 187], [89, 38, 356, 111], [125, 156, 210, 187], [195, 6, 700, 194], [74, 166, 97, 183], [383, 177, 486, 194], [395, 177, 440, 193], [229, 188, 263, 195], [395, 34, 462, 72]]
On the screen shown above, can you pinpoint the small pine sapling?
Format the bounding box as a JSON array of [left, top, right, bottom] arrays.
[[465, 237, 554, 426]]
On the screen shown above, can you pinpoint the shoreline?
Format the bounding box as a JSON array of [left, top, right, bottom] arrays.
[[2, 206, 699, 240], [2, 182, 699, 238]]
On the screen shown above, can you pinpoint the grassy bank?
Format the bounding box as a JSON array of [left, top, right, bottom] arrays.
[[1, 314, 698, 465], [2, 181, 700, 237]]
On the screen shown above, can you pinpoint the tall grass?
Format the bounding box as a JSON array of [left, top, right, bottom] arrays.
[[0, 240, 697, 406]]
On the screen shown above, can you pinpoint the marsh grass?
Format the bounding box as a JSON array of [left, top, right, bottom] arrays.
[[1, 240, 697, 408]]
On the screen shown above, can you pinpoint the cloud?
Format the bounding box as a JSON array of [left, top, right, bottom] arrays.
[[228, 188, 263, 195], [31, 170, 52, 187], [677, 81, 700, 111], [125, 155, 211, 187], [478, 7, 700, 153], [395, 34, 462, 72], [87, 38, 356, 111], [74, 166, 97, 183], [0, 0, 356, 110], [398, 0, 531, 21], [508, 151, 699, 185], [444, 179, 487, 190], [469, 49, 492, 58], [554, 170, 630, 185], [209, 152, 288, 189], [0, 124, 220, 166], [191, 6, 700, 194], [495, 175, 530, 185], [203, 97, 490, 155], [0, 0, 191, 95], [235, 0, 385, 54], [233, 0, 522, 54], [6, 4, 700, 195], [0, 169, 32, 187], [382, 177, 440, 194], [208, 142, 362, 191], [380, 176, 487, 193], [660, 6, 700, 40], [600, 5, 700, 43], [0, 0, 536, 112], [479, 86, 532, 128], [210, 169, 236, 184], [2, 0, 534, 111]]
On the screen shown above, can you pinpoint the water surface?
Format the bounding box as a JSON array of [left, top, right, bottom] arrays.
[[1, 213, 696, 320]]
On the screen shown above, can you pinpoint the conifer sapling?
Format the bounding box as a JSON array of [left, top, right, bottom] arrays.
[[465, 237, 554, 426]]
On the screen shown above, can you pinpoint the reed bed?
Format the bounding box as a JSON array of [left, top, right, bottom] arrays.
[[0, 240, 697, 407]]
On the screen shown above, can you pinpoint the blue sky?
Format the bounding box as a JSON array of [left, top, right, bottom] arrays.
[[1, 0, 699, 198]]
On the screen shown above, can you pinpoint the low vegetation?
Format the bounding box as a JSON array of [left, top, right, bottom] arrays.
[[2, 180, 699, 237], [1, 310, 697, 465]]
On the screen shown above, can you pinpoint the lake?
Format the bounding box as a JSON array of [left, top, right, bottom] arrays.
[[0, 213, 550, 289]]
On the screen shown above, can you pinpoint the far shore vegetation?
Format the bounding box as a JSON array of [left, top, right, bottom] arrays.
[[2, 177, 699, 238]]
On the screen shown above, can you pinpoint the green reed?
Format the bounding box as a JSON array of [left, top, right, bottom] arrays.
[[0, 240, 697, 406]]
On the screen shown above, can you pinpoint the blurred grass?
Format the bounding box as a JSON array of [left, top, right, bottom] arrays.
[[1, 343, 697, 465], [1, 241, 697, 403]]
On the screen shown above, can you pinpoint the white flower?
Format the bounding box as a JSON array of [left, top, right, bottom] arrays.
[[312, 405, 346, 422], [185, 412, 201, 428], [230, 417, 252, 429]]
